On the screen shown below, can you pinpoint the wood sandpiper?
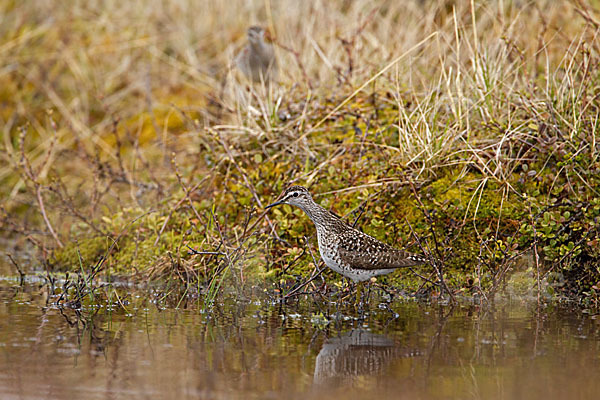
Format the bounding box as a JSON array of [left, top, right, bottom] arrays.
[[265, 186, 428, 297]]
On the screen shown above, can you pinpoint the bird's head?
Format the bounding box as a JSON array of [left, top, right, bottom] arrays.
[[265, 185, 313, 210], [247, 26, 266, 46]]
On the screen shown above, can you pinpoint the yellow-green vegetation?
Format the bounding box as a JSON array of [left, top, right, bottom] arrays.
[[1, 0, 599, 305]]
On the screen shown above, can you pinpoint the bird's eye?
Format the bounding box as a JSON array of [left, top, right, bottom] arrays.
[[292, 192, 299, 197]]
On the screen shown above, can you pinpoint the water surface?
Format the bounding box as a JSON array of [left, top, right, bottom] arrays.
[[0, 278, 599, 400]]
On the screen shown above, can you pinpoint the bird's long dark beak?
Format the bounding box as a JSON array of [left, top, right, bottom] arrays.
[[265, 200, 283, 210]]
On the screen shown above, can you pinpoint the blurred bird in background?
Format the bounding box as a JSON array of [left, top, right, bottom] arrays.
[[235, 26, 277, 83]]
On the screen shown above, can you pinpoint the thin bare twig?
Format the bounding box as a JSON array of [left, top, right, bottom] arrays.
[[406, 180, 456, 303], [18, 126, 63, 248], [6, 254, 25, 285], [283, 266, 326, 300]]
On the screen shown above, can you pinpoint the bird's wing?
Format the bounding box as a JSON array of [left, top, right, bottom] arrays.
[[337, 229, 427, 270]]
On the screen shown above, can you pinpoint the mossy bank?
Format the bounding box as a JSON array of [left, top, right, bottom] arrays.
[[1, 1, 599, 307]]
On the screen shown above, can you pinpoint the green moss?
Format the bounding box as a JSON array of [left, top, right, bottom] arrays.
[[52, 236, 108, 271], [506, 269, 538, 297]]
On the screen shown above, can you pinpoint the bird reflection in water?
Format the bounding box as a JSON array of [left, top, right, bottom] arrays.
[[313, 329, 421, 386]]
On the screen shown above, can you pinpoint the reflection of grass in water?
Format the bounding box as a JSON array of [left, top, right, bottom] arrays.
[[1, 1, 599, 304]]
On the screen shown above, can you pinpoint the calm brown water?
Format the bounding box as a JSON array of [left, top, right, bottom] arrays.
[[0, 276, 599, 400]]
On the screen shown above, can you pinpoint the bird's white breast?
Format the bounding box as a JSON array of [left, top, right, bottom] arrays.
[[316, 229, 343, 272]]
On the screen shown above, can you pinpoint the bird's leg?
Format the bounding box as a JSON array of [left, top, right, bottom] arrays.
[[355, 281, 363, 309]]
